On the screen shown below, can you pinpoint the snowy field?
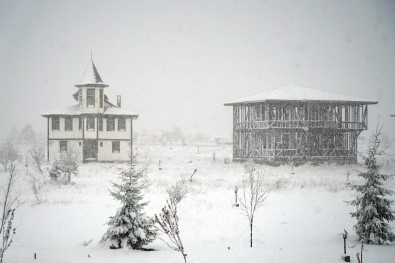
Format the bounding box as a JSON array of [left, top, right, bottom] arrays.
[[3, 143, 395, 263]]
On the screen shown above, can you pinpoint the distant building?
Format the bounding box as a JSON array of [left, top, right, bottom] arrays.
[[42, 58, 138, 162], [224, 84, 377, 164]]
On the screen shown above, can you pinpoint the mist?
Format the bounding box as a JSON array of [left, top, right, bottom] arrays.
[[1, 0, 394, 140]]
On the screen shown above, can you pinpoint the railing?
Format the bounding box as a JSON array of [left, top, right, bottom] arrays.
[[234, 148, 356, 159], [235, 120, 366, 130]]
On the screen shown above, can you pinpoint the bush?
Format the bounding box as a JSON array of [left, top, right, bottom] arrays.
[[49, 150, 79, 184]]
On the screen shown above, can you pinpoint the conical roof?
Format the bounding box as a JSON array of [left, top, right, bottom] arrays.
[[75, 58, 109, 88]]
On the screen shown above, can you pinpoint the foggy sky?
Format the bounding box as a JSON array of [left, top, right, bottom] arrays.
[[0, 0, 394, 140]]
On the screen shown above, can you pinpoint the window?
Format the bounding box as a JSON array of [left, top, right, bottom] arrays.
[[65, 117, 73, 131], [112, 141, 120, 153], [78, 90, 82, 107], [98, 117, 103, 131], [87, 89, 95, 107], [60, 141, 67, 152], [100, 89, 103, 108], [52, 116, 59, 130], [87, 116, 95, 131], [107, 117, 115, 131], [100, 142, 103, 147], [118, 117, 126, 131], [79, 117, 83, 130]]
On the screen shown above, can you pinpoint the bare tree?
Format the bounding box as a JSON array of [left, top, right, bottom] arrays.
[[238, 163, 269, 247], [155, 180, 189, 263], [0, 143, 21, 172], [155, 200, 187, 263], [0, 165, 19, 263], [166, 179, 190, 205], [29, 144, 45, 175]]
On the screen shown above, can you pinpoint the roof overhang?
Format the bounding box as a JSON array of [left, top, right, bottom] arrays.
[[224, 99, 378, 106], [74, 83, 109, 88]]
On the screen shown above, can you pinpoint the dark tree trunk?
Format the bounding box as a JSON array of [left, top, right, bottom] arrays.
[[250, 222, 253, 247]]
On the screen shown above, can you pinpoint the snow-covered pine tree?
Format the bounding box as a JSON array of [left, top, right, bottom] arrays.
[[350, 123, 395, 244], [100, 157, 156, 249]]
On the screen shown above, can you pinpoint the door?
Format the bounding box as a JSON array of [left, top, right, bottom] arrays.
[[83, 140, 98, 161]]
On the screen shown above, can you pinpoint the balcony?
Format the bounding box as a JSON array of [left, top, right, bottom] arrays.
[[234, 120, 367, 130]]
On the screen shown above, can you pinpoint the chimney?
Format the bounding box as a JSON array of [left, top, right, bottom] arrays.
[[117, 95, 121, 108]]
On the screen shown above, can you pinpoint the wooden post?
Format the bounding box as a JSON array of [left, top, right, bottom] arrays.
[[234, 187, 238, 204]]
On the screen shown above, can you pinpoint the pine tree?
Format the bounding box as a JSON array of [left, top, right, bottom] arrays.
[[100, 158, 156, 249], [350, 123, 395, 244]]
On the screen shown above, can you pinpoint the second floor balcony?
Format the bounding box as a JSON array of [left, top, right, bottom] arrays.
[[234, 120, 367, 131]]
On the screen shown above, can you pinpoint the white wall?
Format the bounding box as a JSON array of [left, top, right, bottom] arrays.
[[48, 140, 83, 162], [49, 117, 82, 139], [48, 116, 133, 162], [98, 140, 131, 161], [100, 117, 131, 140], [79, 87, 105, 114]]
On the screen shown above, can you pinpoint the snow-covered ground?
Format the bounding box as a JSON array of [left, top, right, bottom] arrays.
[[3, 144, 395, 263]]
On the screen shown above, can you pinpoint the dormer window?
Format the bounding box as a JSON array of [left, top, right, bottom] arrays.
[[87, 89, 95, 107], [78, 90, 82, 107], [100, 89, 103, 108]]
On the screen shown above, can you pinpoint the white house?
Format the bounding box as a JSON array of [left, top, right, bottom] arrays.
[[42, 58, 138, 162]]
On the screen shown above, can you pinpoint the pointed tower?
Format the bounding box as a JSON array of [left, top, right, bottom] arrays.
[[75, 58, 109, 114]]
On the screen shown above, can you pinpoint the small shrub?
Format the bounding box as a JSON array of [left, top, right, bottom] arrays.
[[166, 179, 190, 205], [273, 176, 289, 190], [49, 150, 79, 185]]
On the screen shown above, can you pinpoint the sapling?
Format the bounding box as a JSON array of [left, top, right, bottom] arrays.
[[155, 180, 189, 262], [238, 162, 269, 247], [29, 144, 45, 175], [189, 169, 197, 182], [0, 165, 19, 263]]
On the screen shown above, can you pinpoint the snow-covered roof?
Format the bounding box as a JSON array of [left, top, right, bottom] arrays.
[[224, 84, 378, 105], [75, 59, 109, 88], [103, 107, 138, 117], [41, 105, 80, 116], [42, 105, 138, 117]]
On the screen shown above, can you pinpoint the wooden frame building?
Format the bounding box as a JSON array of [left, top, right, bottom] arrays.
[[225, 85, 377, 164]]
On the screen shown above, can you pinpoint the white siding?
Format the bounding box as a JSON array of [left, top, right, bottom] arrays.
[[98, 140, 131, 161], [48, 140, 83, 162], [79, 87, 104, 114], [49, 117, 83, 139], [100, 117, 131, 140], [47, 116, 133, 162]]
